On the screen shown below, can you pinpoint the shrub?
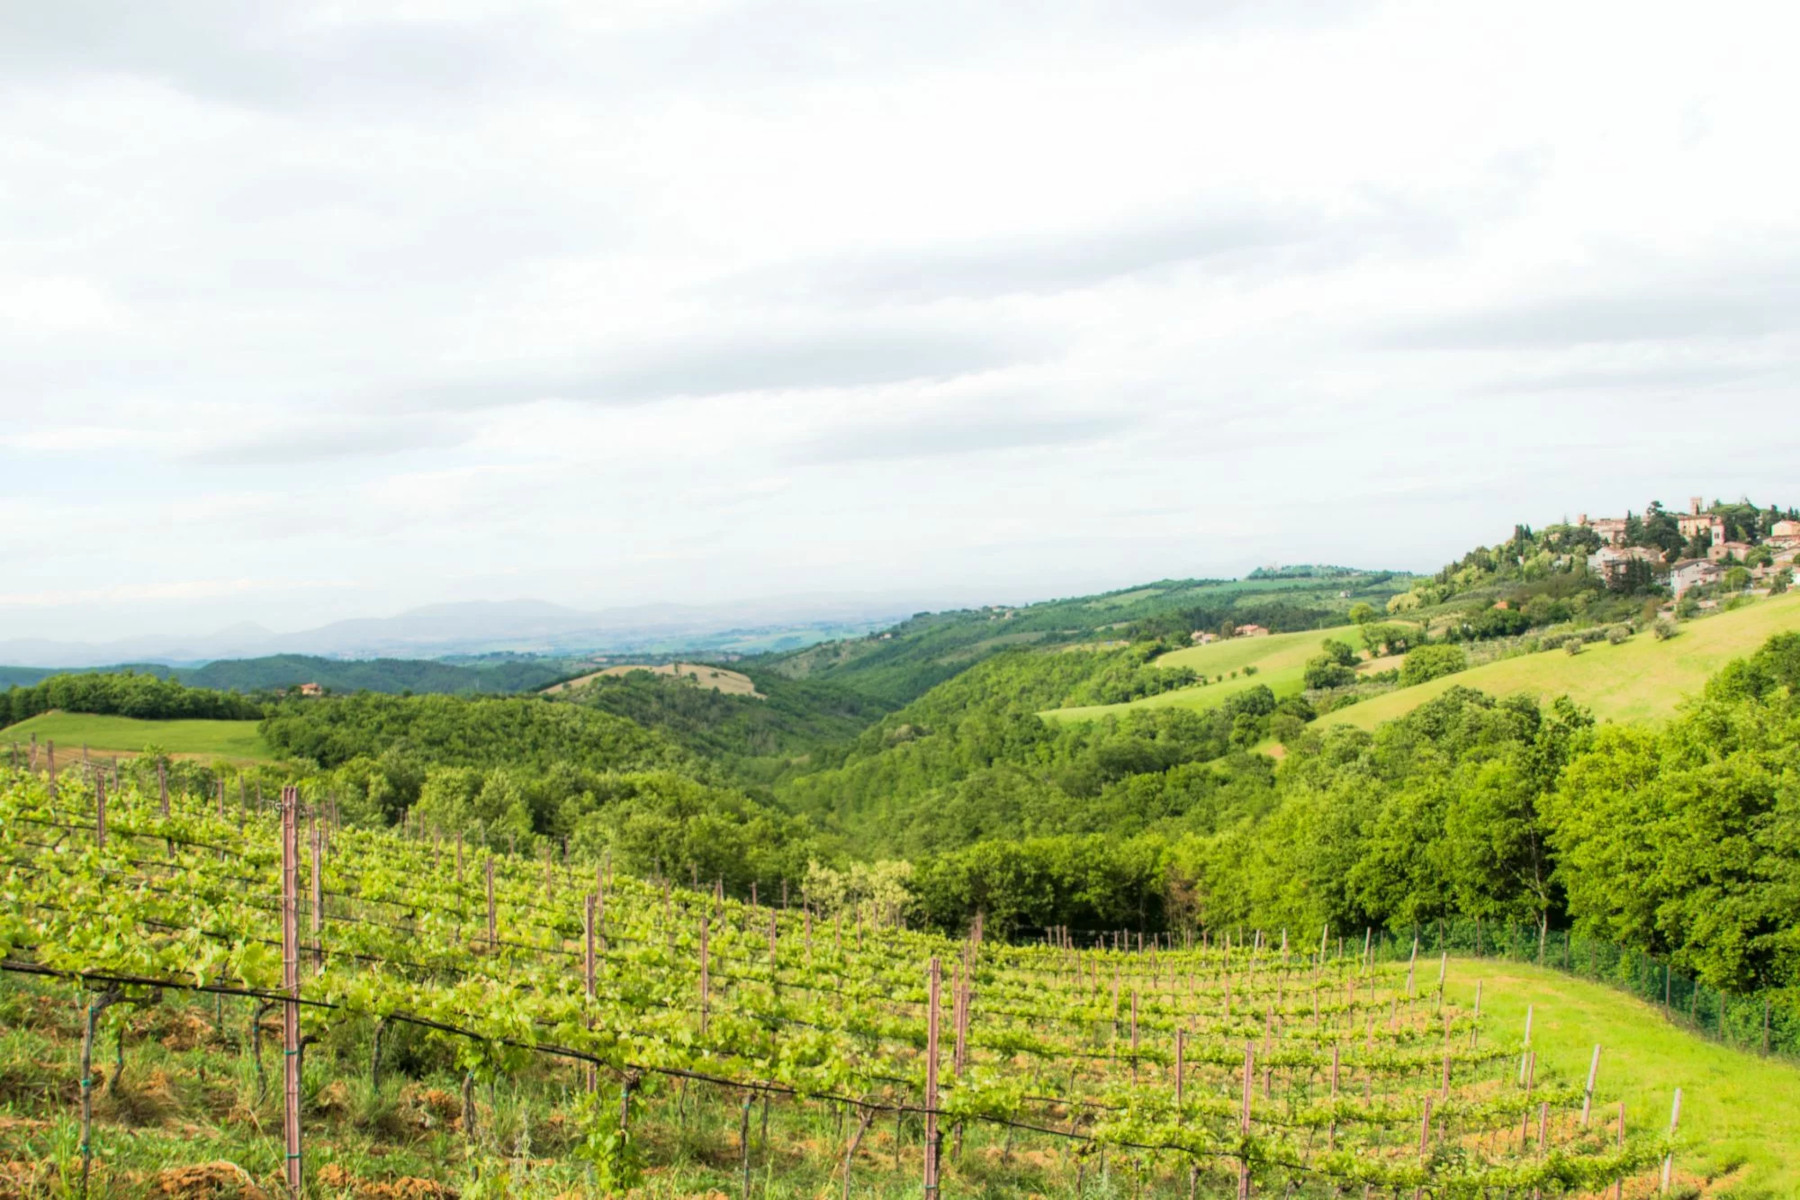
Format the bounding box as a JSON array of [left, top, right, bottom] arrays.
[[1565, 639, 1583, 655], [1399, 644, 1468, 687], [1653, 618, 1677, 641], [1605, 626, 1630, 646]]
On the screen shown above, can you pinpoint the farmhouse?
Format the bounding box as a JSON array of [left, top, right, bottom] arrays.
[[1670, 559, 1722, 599], [1189, 630, 1217, 644], [1708, 540, 1756, 564], [1234, 624, 1271, 638], [296, 682, 324, 697]]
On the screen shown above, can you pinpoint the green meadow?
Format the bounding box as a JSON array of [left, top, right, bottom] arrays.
[[0, 710, 272, 763], [1449, 957, 1800, 1195], [1050, 591, 1800, 731], [1043, 624, 1357, 722], [1319, 590, 1800, 732]]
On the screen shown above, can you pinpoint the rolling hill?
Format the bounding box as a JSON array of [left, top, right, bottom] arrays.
[[1041, 623, 1359, 722], [1318, 590, 1800, 731]]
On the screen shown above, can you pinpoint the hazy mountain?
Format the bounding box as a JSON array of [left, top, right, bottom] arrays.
[[0, 595, 924, 669]]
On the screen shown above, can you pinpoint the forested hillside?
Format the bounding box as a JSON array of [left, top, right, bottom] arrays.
[[559, 668, 890, 780], [755, 570, 1408, 707]]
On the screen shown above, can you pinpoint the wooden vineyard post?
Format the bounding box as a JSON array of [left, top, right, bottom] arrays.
[[544, 844, 554, 902], [699, 911, 711, 1037], [1519, 1005, 1534, 1085], [158, 760, 168, 817], [924, 957, 941, 1197], [310, 814, 324, 974], [584, 892, 598, 1093], [1419, 1096, 1432, 1158], [94, 777, 106, 850], [280, 785, 303, 1194], [486, 858, 497, 949], [1615, 1101, 1627, 1200], [78, 988, 121, 1200], [46, 740, 56, 798], [1581, 1044, 1601, 1126], [1174, 1028, 1185, 1108], [1238, 1043, 1254, 1200], [1327, 1044, 1339, 1150], [1130, 989, 1140, 1083], [217, 777, 226, 819], [1661, 1087, 1682, 1193]]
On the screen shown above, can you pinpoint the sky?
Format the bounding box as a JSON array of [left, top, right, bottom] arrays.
[[4, 0, 1799, 642]]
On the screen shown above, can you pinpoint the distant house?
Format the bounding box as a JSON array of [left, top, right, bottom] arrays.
[[1234, 624, 1271, 638], [297, 682, 324, 697], [1674, 496, 1716, 540], [1708, 539, 1755, 564], [1770, 518, 1800, 548], [1577, 513, 1630, 545], [1671, 559, 1722, 599], [1588, 545, 1658, 584], [1190, 631, 1218, 644]]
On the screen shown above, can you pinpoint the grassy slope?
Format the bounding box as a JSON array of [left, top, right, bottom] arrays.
[[1449, 958, 1800, 1195], [1320, 591, 1800, 732], [1043, 625, 1357, 722], [0, 711, 270, 762]]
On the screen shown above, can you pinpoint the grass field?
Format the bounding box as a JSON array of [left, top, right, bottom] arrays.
[[0, 711, 271, 763], [1317, 590, 1800, 733], [1044, 624, 1358, 722], [1449, 957, 1800, 1196]]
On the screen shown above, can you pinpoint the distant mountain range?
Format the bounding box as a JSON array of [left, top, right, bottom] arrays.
[[0, 595, 926, 670]]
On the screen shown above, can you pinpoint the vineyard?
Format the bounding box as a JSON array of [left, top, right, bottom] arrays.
[[0, 753, 1683, 1198]]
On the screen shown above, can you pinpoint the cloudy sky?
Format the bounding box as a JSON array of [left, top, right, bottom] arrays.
[[5, 0, 1799, 641]]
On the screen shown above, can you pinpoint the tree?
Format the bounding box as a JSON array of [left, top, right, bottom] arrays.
[[1348, 602, 1376, 625], [1724, 565, 1751, 591], [1400, 644, 1467, 686]]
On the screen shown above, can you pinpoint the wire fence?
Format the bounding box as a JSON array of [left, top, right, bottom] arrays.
[[1362, 918, 1800, 1061]]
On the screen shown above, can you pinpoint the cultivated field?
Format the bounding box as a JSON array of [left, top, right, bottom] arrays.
[[1318, 590, 1800, 732], [542, 661, 763, 697], [0, 710, 271, 763]]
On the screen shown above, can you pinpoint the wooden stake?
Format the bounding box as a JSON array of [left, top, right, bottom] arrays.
[[94, 777, 106, 850], [583, 892, 598, 1093], [1238, 1043, 1253, 1200], [1519, 1004, 1534, 1085], [1173, 1029, 1188, 1115], [699, 912, 711, 1037], [310, 815, 324, 974], [486, 858, 497, 948], [280, 786, 303, 1193], [1615, 1100, 1626, 1200], [1581, 1044, 1601, 1126], [924, 957, 942, 1196], [158, 759, 167, 816], [1661, 1087, 1681, 1192]]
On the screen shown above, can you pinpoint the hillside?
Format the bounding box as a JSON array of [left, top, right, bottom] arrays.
[[0, 655, 576, 697], [1042, 623, 1361, 722], [755, 570, 1409, 707], [1318, 590, 1800, 732]]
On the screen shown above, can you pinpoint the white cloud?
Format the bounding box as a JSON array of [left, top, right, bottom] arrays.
[[2, 0, 1799, 642]]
